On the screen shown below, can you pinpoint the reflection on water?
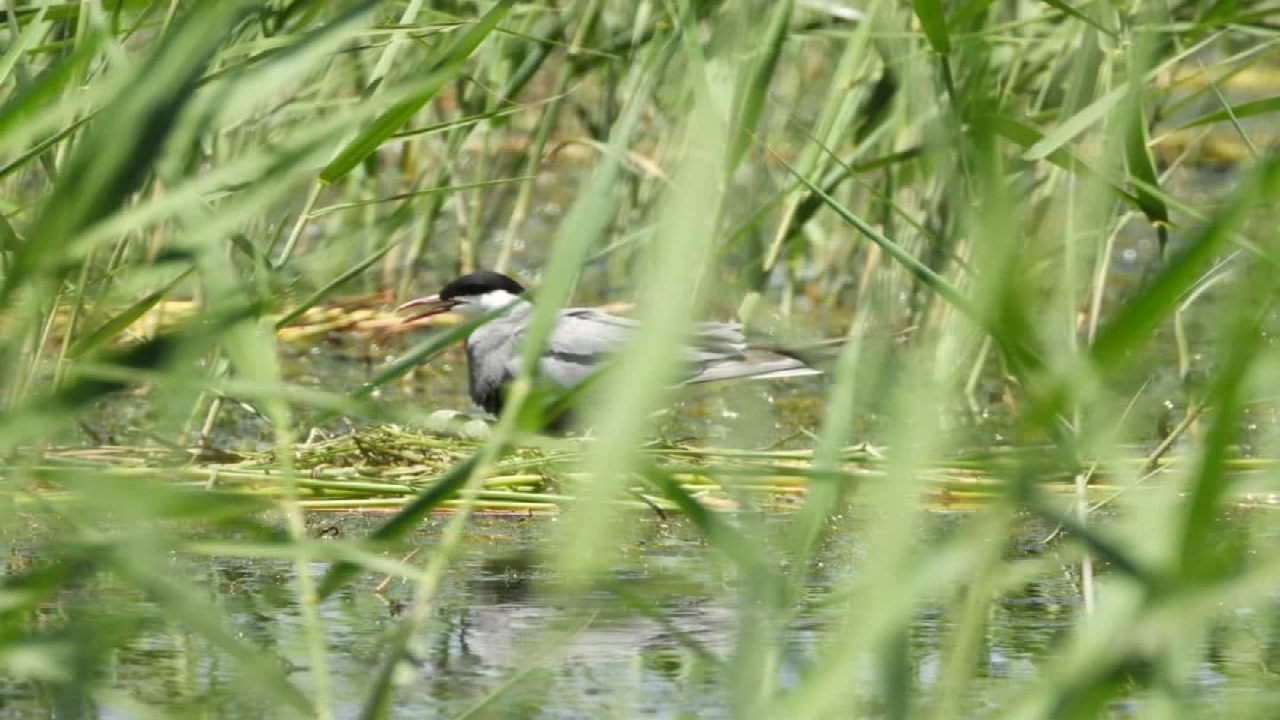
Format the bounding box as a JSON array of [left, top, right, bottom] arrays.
[[7, 512, 1279, 717]]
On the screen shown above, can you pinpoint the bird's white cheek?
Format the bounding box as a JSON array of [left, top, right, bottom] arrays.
[[476, 290, 519, 312]]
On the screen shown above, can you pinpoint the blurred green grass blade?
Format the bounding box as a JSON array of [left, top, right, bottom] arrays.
[[0, 209, 18, 253], [0, 29, 101, 140], [0, 114, 93, 181], [349, 304, 518, 402], [1023, 84, 1128, 160], [505, 35, 673, 415], [1175, 299, 1270, 583], [774, 153, 978, 322], [67, 267, 194, 358], [1123, 99, 1170, 252], [275, 244, 397, 330], [227, 232, 269, 266], [101, 545, 313, 714], [911, 0, 951, 55], [3, 3, 248, 300], [1020, 487, 1160, 588], [854, 68, 899, 142], [1176, 96, 1280, 129], [0, 556, 93, 613], [0, 302, 262, 450], [1089, 157, 1280, 369], [642, 465, 778, 587], [1036, 0, 1118, 37], [0, 3, 96, 25], [726, 0, 791, 173], [0, 3, 51, 84], [52, 472, 278, 525], [310, 175, 535, 216], [986, 114, 1140, 203], [358, 622, 413, 720], [319, 0, 515, 183], [495, 12, 564, 104], [989, 113, 1201, 226], [787, 336, 867, 602], [206, 2, 377, 117], [68, 100, 385, 258], [316, 452, 484, 600]]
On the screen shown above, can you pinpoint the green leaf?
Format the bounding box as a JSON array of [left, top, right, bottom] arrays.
[[0, 208, 19, 253], [911, 0, 951, 55], [3, 2, 248, 300], [348, 303, 519, 403], [274, 242, 398, 330], [319, 0, 516, 183], [1037, 0, 1119, 37], [726, 0, 792, 173], [1089, 156, 1280, 369], [1022, 84, 1128, 160], [0, 302, 262, 451], [642, 465, 779, 587], [1176, 96, 1280, 130], [1123, 97, 1170, 252], [316, 452, 485, 599], [102, 545, 313, 714], [1175, 299, 1268, 584], [0, 29, 102, 141], [0, 3, 51, 86], [67, 268, 194, 359], [774, 154, 977, 323]]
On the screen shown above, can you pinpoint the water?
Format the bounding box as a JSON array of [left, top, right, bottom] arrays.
[[0, 512, 1085, 712], [6, 510, 1279, 718]]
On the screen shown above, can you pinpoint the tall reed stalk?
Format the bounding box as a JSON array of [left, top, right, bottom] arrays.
[[1, 1, 1277, 717]]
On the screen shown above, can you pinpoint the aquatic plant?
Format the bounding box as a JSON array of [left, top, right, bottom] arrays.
[[0, 1, 1278, 717]]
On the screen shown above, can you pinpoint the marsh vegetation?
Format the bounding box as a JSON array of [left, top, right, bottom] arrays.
[[1, 0, 1279, 717]]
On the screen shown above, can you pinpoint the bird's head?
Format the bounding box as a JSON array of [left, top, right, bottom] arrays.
[[395, 270, 526, 322]]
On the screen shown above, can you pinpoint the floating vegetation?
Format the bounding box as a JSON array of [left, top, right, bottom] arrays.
[[16, 427, 1280, 516]]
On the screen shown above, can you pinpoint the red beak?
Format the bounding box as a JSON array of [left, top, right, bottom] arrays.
[[394, 294, 457, 324]]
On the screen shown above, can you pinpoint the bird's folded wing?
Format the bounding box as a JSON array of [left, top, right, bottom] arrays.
[[515, 308, 795, 388]]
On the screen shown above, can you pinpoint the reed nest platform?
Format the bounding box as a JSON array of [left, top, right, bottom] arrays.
[[14, 427, 1280, 515]]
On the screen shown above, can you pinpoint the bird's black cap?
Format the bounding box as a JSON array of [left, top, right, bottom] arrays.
[[438, 271, 526, 301]]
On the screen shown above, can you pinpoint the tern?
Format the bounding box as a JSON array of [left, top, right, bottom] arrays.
[[396, 271, 821, 426]]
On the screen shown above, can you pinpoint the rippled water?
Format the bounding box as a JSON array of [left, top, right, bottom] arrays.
[[7, 511, 1278, 718]]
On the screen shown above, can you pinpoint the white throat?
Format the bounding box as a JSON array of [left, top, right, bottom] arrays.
[[455, 289, 523, 316]]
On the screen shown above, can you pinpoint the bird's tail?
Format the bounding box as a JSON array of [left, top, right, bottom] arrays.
[[685, 347, 822, 385]]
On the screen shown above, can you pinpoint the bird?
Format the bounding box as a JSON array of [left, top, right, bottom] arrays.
[[395, 270, 822, 428]]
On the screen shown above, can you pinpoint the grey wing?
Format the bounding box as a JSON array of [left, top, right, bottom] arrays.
[[687, 321, 747, 362], [503, 307, 637, 389], [549, 312, 748, 365], [505, 309, 777, 388]]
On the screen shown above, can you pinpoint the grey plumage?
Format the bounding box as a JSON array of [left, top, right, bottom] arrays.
[[464, 300, 819, 416], [396, 271, 821, 422]]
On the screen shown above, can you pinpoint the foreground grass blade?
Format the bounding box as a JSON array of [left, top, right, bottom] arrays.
[[1177, 96, 1280, 129], [66, 268, 195, 358], [1123, 92, 1170, 253], [1089, 157, 1280, 370], [3, 3, 248, 300], [101, 545, 314, 714], [1175, 294, 1272, 583], [0, 302, 260, 450], [350, 304, 521, 402], [910, 0, 951, 55], [725, 0, 792, 173], [315, 452, 483, 599], [319, 0, 516, 183]]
